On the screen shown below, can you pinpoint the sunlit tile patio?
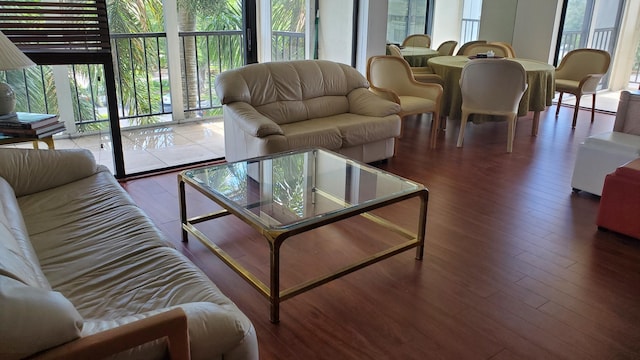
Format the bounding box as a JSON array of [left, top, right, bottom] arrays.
[[1, 117, 226, 175]]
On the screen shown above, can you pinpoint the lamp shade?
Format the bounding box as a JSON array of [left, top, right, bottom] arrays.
[[0, 30, 35, 71]]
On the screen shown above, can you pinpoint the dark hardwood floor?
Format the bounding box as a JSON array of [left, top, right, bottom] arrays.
[[122, 105, 640, 360]]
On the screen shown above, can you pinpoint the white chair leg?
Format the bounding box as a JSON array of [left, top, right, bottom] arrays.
[[457, 112, 469, 148]]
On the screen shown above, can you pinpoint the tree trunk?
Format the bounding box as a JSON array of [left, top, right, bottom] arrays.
[[178, 10, 199, 118]]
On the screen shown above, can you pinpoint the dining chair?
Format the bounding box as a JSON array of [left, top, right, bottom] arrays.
[[462, 43, 513, 58], [490, 41, 516, 57], [457, 59, 528, 153], [386, 44, 403, 57], [554, 48, 611, 128], [401, 34, 431, 48], [367, 55, 443, 148], [386, 44, 444, 85], [436, 40, 458, 56], [455, 40, 487, 55]]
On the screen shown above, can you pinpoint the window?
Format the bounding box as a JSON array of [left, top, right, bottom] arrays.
[[556, 0, 625, 87], [387, 0, 430, 45], [460, 0, 482, 44]]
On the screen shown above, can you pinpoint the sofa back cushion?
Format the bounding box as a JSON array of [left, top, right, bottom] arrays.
[[215, 60, 370, 125], [0, 177, 50, 289], [0, 148, 98, 197]]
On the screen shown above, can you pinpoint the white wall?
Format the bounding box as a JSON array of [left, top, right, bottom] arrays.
[[474, 0, 561, 63], [355, 0, 388, 74], [608, 1, 640, 90], [478, 0, 518, 44], [512, 0, 562, 63], [431, 1, 463, 50], [317, 0, 353, 64]]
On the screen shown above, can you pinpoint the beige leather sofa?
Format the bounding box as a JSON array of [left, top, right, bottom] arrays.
[[214, 60, 402, 162], [0, 148, 258, 360]]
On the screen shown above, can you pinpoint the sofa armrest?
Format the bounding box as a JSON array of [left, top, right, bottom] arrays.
[[225, 102, 283, 137], [348, 88, 401, 117], [368, 86, 401, 105], [28, 308, 190, 360], [0, 148, 100, 197]]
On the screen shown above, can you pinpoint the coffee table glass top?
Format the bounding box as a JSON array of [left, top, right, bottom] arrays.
[[183, 149, 424, 230]]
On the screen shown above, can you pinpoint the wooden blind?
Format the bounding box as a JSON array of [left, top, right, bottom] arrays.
[[0, 0, 111, 63]]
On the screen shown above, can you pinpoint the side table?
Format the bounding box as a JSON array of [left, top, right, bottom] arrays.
[[0, 112, 61, 149], [0, 134, 55, 149]]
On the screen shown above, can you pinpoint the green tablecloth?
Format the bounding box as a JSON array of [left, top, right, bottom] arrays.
[[428, 56, 555, 123], [399, 46, 440, 67]]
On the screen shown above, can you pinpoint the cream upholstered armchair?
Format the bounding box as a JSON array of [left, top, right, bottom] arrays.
[[401, 34, 431, 48], [456, 40, 487, 55], [554, 48, 611, 128], [436, 40, 458, 56], [367, 55, 442, 148], [490, 41, 516, 57], [457, 59, 528, 153], [462, 43, 513, 58], [386, 44, 444, 84]]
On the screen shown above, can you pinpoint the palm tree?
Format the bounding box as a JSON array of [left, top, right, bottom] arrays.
[[177, 0, 239, 115], [271, 0, 306, 60]]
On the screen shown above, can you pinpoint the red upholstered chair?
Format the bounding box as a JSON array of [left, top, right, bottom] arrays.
[[597, 158, 640, 240]]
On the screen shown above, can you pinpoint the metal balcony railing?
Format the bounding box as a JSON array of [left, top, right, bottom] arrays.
[[272, 31, 305, 61], [2, 30, 305, 134], [460, 18, 480, 45], [558, 28, 615, 59]]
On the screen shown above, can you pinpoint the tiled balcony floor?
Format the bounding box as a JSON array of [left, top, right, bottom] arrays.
[[1, 117, 226, 175]]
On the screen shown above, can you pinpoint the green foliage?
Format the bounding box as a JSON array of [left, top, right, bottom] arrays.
[[6, 0, 307, 132], [5, 67, 58, 115], [563, 0, 588, 32], [272, 0, 306, 32]]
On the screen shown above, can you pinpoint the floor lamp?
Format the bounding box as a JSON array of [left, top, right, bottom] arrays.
[[0, 30, 36, 116]]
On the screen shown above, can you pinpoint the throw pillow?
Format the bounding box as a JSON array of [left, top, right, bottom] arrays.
[[0, 276, 83, 360]]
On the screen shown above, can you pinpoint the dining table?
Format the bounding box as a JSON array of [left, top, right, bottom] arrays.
[[427, 55, 555, 135], [399, 46, 440, 67]]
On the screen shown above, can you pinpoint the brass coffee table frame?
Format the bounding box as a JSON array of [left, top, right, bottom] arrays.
[[178, 158, 428, 323]]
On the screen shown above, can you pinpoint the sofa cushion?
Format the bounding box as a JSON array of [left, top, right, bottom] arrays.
[[0, 177, 50, 289], [280, 119, 344, 150], [323, 113, 401, 147], [256, 95, 350, 125], [0, 275, 83, 360], [17, 170, 171, 290]]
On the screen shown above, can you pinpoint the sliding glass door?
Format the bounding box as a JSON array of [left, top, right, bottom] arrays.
[[556, 0, 625, 86]]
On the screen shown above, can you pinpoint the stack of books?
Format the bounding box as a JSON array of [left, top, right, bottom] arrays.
[[0, 112, 65, 138]]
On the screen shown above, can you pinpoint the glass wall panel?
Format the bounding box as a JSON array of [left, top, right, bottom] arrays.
[[387, 0, 428, 45]]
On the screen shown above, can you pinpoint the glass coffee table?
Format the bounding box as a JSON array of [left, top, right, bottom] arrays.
[[178, 149, 428, 323]]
